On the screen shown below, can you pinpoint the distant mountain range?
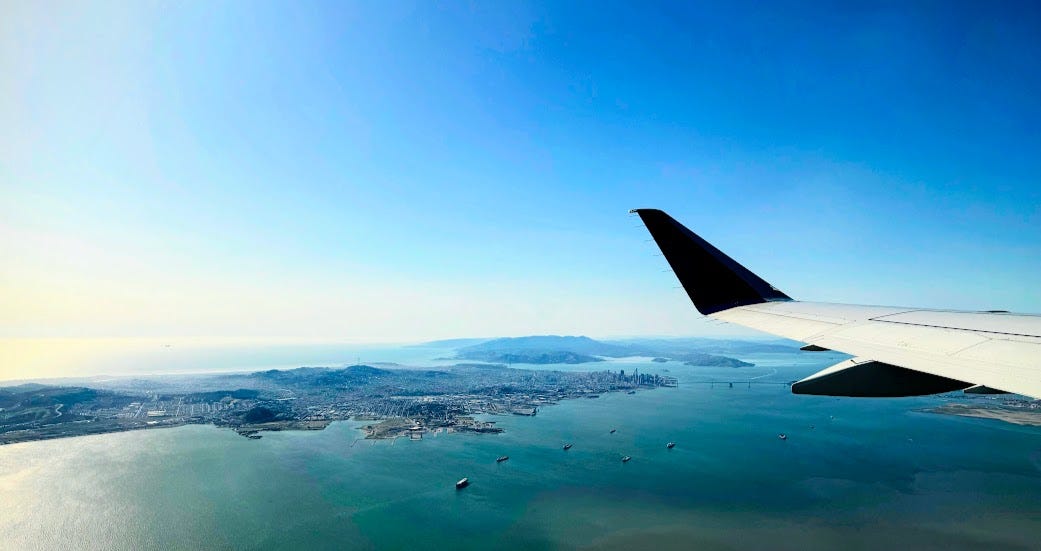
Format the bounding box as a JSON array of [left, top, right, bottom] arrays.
[[452, 335, 780, 366], [454, 350, 606, 365], [455, 336, 632, 364], [409, 338, 493, 349], [611, 337, 798, 355]]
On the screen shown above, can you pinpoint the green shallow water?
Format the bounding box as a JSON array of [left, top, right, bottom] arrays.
[[3, 353, 1041, 550]]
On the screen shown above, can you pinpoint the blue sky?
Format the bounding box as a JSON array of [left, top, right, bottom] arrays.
[[2, 1, 1040, 340]]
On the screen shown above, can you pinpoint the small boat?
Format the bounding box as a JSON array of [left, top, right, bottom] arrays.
[[496, 456, 509, 462], [456, 478, 469, 489], [621, 456, 632, 463], [778, 433, 788, 440], [666, 442, 675, 449], [626, 390, 636, 395], [609, 429, 616, 434], [563, 443, 573, 450]]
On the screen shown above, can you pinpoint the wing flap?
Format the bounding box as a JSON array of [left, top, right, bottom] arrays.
[[955, 339, 1041, 368], [828, 320, 991, 356], [873, 310, 1041, 338]]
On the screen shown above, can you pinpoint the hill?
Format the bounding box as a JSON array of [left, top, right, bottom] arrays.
[[457, 336, 637, 359]]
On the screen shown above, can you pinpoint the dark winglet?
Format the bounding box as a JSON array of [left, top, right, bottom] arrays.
[[631, 209, 791, 315]]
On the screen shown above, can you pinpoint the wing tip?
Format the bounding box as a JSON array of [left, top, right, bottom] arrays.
[[633, 208, 790, 315]]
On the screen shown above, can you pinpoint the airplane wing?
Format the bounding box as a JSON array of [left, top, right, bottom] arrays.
[[632, 208, 1041, 399]]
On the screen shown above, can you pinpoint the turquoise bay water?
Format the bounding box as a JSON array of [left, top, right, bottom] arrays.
[[3, 352, 1041, 550]]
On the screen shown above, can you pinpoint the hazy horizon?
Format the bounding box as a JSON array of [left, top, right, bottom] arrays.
[[4, 2, 1040, 351], [1, 331, 795, 383]]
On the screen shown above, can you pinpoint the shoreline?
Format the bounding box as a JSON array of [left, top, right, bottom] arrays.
[[0, 384, 654, 446], [923, 403, 1041, 426]]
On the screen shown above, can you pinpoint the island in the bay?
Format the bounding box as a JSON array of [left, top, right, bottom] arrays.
[[923, 401, 1041, 426], [1, 335, 771, 445]]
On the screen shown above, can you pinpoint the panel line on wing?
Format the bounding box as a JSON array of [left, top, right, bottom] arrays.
[[874, 320, 1041, 340]]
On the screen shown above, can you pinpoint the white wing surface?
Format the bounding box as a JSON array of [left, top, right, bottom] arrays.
[[632, 209, 1041, 399]]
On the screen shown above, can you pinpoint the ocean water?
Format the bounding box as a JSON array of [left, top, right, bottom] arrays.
[[2, 352, 1041, 550]]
